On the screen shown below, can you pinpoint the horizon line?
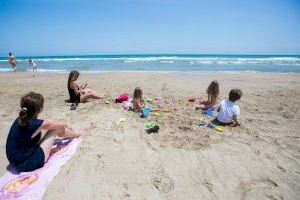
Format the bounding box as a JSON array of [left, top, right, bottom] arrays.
[[1, 53, 300, 57]]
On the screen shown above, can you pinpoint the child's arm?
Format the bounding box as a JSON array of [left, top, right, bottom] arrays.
[[231, 116, 240, 126], [207, 94, 212, 103], [136, 100, 145, 109], [217, 104, 221, 112]]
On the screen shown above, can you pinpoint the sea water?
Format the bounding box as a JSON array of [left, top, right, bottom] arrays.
[[1, 54, 300, 73]]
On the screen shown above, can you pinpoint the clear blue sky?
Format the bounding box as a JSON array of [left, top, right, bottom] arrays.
[[0, 0, 299, 56]]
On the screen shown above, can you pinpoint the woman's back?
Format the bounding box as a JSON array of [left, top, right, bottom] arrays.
[[6, 118, 43, 165]]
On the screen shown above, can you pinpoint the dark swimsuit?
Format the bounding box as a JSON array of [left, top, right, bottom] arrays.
[[6, 118, 45, 172], [68, 84, 80, 103]]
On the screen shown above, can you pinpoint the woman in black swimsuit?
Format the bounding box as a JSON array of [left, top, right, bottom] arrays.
[[68, 70, 106, 103], [6, 92, 84, 172]]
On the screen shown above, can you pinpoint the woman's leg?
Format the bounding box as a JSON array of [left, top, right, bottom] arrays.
[[80, 92, 103, 102], [39, 127, 82, 162], [39, 128, 61, 162], [83, 88, 106, 97]]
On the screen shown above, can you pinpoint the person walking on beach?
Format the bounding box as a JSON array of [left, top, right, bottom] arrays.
[[8, 52, 17, 71], [29, 59, 38, 72]]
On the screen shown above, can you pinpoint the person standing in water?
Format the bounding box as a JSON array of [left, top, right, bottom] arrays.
[[8, 52, 17, 71], [29, 59, 38, 72]]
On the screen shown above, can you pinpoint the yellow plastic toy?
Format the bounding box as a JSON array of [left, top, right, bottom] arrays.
[[215, 126, 224, 133], [161, 108, 171, 112], [152, 112, 160, 117], [117, 117, 126, 124], [198, 117, 205, 122]]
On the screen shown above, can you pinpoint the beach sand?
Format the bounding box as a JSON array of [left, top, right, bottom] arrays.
[[0, 72, 299, 199]]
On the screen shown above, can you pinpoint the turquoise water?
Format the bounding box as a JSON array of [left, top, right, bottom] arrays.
[[1, 54, 300, 73]]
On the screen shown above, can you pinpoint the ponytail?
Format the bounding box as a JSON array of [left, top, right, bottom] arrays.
[[18, 92, 44, 128], [19, 108, 29, 127]]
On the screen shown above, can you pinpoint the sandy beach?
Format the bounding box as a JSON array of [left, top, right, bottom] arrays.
[[0, 72, 299, 199]]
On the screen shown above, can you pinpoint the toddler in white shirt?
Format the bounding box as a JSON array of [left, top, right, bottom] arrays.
[[217, 89, 243, 126]]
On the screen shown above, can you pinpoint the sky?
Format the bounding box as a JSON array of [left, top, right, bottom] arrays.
[[0, 0, 300, 56]]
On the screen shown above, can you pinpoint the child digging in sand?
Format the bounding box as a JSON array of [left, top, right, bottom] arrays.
[[132, 87, 160, 118], [216, 88, 243, 126], [132, 87, 145, 112], [6, 92, 84, 172], [199, 80, 219, 110]]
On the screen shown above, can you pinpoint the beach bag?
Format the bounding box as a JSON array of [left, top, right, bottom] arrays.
[[114, 94, 129, 103]]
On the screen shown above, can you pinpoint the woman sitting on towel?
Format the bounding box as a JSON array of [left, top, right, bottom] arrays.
[[6, 92, 84, 172], [68, 70, 106, 103]]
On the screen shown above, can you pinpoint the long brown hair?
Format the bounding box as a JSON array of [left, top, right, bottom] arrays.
[[133, 87, 143, 99], [67, 70, 79, 89], [19, 92, 44, 127], [207, 80, 219, 98]]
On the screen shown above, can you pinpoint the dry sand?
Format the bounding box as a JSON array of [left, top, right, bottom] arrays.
[[0, 72, 299, 200]]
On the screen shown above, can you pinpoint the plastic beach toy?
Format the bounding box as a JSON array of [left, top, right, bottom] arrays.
[[117, 117, 126, 125], [146, 98, 154, 103], [188, 97, 196, 102], [146, 122, 155, 128], [207, 122, 216, 129], [161, 108, 171, 112], [199, 121, 206, 127], [202, 107, 214, 116], [152, 112, 160, 117], [215, 126, 224, 133], [146, 125, 159, 134], [119, 118, 126, 122], [142, 107, 151, 118], [198, 117, 205, 122]]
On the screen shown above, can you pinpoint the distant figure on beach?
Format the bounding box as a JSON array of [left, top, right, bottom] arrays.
[[8, 52, 17, 71], [28, 59, 38, 72], [5, 92, 84, 172], [132, 87, 145, 112], [68, 70, 106, 104], [216, 88, 243, 126], [199, 80, 219, 110]]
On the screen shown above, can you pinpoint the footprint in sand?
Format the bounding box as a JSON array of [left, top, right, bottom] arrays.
[[152, 166, 174, 193], [238, 177, 282, 200], [276, 165, 287, 174], [282, 113, 294, 119]]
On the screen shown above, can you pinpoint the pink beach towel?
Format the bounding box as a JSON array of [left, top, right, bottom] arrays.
[[0, 137, 81, 200]]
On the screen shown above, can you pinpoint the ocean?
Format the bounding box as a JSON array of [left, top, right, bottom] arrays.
[[1, 54, 300, 73]]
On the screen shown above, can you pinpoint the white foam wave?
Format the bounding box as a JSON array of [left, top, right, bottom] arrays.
[[1, 56, 300, 64], [160, 61, 174, 64], [25, 69, 68, 73], [0, 68, 13, 72]]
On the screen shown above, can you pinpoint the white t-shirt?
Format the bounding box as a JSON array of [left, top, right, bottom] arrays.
[[217, 99, 240, 123]]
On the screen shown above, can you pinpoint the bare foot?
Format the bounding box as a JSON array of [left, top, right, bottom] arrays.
[[76, 131, 86, 137]]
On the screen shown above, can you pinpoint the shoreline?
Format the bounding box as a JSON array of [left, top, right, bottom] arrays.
[[1, 70, 300, 75]]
